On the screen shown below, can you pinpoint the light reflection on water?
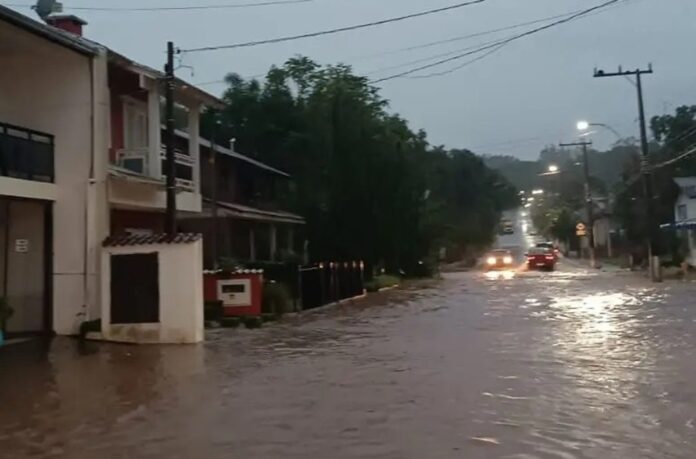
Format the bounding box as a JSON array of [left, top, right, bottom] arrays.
[[2, 271, 696, 458]]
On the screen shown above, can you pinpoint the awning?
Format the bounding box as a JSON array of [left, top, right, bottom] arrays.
[[108, 166, 165, 187]]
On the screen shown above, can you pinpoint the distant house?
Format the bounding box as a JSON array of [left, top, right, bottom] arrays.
[[0, 6, 220, 335], [666, 177, 696, 266], [180, 139, 306, 268]]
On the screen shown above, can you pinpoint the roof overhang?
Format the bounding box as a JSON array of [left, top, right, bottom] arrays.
[[0, 5, 100, 56], [185, 200, 305, 225], [108, 50, 223, 109], [172, 129, 290, 177], [108, 166, 165, 188]]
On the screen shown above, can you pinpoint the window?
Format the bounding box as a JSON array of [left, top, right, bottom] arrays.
[[123, 98, 148, 149], [677, 204, 688, 221]]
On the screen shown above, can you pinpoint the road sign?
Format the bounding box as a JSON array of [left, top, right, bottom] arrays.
[[576, 223, 587, 237]]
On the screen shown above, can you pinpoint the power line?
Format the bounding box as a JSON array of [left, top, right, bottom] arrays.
[[364, 1, 632, 78], [371, 0, 625, 83], [2, 0, 311, 11], [668, 126, 696, 145], [406, 42, 506, 78], [359, 9, 584, 61], [180, 0, 487, 53], [365, 38, 504, 76]]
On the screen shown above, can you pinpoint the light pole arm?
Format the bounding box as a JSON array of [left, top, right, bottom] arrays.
[[590, 123, 622, 140]]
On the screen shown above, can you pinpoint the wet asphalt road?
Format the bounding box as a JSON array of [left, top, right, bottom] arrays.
[[2, 214, 696, 458]]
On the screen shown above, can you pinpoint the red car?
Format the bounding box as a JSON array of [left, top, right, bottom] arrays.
[[526, 247, 556, 271], [535, 242, 560, 260]]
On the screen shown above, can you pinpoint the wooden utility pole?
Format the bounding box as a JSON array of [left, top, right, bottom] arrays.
[[164, 41, 177, 235], [594, 65, 660, 281], [560, 140, 596, 268], [209, 116, 219, 269]]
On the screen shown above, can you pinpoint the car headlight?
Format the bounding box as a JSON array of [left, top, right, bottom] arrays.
[[486, 257, 497, 265], [503, 256, 513, 264]]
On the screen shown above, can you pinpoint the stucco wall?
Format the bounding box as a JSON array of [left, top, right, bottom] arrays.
[[100, 241, 204, 344], [0, 20, 110, 334], [108, 179, 202, 213]]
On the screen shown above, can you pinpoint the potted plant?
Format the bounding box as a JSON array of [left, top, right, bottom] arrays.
[[0, 297, 13, 346]]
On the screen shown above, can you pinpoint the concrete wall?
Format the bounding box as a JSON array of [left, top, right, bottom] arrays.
[[100, 240, 204, 344], [0, 20, 111, 334], [108, 180, 202, 213]]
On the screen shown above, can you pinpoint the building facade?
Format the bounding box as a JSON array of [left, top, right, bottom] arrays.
[[670, 177, 696, 267], [180, 138, 305, 269], [0, 7, 219, 335]]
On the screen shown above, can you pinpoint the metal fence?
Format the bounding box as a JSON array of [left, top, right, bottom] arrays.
[[243, 260, 365, 311], [299, 261, 365, 310]]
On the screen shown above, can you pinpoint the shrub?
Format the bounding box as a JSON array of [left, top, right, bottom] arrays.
[[220, 317, 242, 328], [218, 257, 243, 272], [78, 319, 101, 339], [262, 282, 292, 315], [261, 313, 280, 323], [204, 300, 224, 321], [243, 316, 263, 329]]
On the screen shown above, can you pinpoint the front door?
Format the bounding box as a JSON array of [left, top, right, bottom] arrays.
[[0, 198, 49, 334]]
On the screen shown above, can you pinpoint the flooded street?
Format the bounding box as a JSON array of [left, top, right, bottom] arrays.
[[3, 264, 696, 458]]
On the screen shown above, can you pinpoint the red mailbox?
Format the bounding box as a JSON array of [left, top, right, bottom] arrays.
[[204, 270, 263, 317]]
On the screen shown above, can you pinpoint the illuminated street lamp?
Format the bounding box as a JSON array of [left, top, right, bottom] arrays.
[[577, 120, 622, 139]]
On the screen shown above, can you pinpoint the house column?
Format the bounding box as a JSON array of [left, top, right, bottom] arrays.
[[249, 226, 256, 262], [146, 78, 162, 179], [270, 224, 278, 261], [188, 104, 201, 194]]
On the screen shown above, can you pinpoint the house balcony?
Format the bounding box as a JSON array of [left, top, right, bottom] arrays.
[[108, 145, 201, 214], [112, 146, 195, 192]]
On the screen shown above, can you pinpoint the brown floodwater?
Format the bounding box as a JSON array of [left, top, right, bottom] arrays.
[[2, 267, 696, 458]]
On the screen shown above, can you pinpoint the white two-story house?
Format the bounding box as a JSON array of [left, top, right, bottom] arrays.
[[0, 6, 220, 336]]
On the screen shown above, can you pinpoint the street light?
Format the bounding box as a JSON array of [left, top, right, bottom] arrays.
[[577, 120, 622, 140]]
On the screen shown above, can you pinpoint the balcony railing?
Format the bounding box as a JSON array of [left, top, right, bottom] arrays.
[[0, 122, 54, 183], [115, 147, 150, 176], [113, 146, 195, 192], [161, 145, 195, 191]]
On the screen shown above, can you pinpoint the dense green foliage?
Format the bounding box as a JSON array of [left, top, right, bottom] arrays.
[[203, 57, 517, 273]]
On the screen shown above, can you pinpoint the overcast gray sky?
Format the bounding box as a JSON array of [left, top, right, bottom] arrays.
[[8, 0, 696, 159]]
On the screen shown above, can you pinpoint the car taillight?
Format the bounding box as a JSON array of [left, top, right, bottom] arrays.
[[545, 255, 555, 260]]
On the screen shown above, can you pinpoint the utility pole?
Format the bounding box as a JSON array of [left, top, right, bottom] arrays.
[[560, 140, 596, 268], [209, 115, 220, 269], [164, 41, 177, 235], [594, 65, 660, 281]]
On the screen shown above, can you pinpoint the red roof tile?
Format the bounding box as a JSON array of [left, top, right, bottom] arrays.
[[103, 233, 202, 247]]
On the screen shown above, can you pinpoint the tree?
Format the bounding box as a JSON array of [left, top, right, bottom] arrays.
[[202, 56, 517, 273]]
